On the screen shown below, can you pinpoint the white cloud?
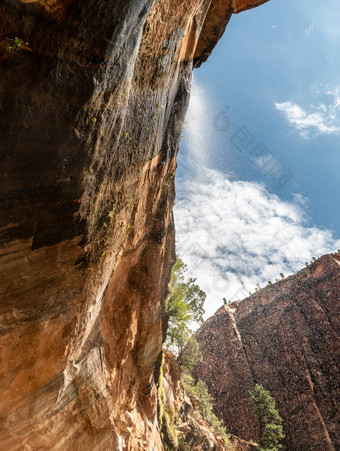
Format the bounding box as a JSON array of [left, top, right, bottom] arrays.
[[326, 87, 340, 109], [174, 169, 340, 320], [275, 89, 340, 137], [176, 79, 339, 322]]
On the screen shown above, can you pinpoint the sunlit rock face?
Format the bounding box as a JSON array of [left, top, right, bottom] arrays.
[[195, 254, 340, 451], [0, 0, 268, 448]]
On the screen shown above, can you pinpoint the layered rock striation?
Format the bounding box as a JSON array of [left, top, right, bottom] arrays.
[[0, 0, 269, 449], [195, 254, 340, 451]]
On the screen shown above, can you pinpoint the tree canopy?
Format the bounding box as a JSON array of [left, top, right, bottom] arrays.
[[163, 256, 229, 444], [249, 384, 285, 451], [165, 256, 205, 357]]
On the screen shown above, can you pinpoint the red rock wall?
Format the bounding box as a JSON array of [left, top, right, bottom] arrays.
[[0, 0, 269, 448], [161, 352, 257, 450], [195, 254, 340, 451]]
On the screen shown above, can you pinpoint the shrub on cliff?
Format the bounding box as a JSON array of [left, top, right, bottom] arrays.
[[182, 373, 229, 443], [177, 334, 202, 373], [164, 257, 230, 445], [249, 384, 285, 451]]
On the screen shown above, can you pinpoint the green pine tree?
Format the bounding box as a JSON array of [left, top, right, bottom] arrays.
[[165, 256, 205, 356], [249, 384, 285, 451], [178, 335, 202, 373], [163, 256, 230, 445]]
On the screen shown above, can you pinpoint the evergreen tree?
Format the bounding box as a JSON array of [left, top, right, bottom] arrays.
[[249, 384, 285, 451], [165, 257, 205, 355], [164, 256, 229, 444], [178, 335, 202, 373]]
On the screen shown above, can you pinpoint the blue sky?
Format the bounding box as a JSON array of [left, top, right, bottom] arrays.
[[175, 0, 340, 319]]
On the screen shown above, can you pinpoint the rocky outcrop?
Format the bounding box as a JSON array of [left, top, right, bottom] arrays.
[[0, 0, 269, 449], [195, 254, 340, 451], [193, 0, 270, 67], [161, 352, 257, 451]]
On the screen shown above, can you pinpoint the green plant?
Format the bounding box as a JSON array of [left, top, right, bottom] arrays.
[[249, 384, 284, 451], [178, 335, 202, 374], [165, 257, 205, 355], [108, 202, 116, 221], [127, 194, 138, 208], [181, 374, 230, 445], [162, 257, 230, 447], [7, 37, 26, 50]]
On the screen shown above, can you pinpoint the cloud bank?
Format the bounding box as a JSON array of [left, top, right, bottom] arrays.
[[176, 79, 340, 320], [275, 88, 340, 137]]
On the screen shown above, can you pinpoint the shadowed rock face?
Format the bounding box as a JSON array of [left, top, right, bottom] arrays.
[[161, 352, 257, 451], [0, 0, 268, 449], [195, 254, 340, 451]]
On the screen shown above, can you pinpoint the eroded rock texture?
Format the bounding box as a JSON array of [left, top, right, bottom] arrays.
[[0, 0, 268, 449], [161, 352, 257, 451], [195, 254, 340, 451]]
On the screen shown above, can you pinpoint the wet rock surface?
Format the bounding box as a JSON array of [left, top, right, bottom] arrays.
[[0, 0, 269, 448]]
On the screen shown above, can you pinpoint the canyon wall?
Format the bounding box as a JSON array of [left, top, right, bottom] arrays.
[[195, 254, 340, 451], [0, 0, 268, 449], [161, 352, 257, 451]]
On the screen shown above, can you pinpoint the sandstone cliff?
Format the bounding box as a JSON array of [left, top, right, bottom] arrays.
[[0, 0, 268, 449], [161, 352, 257, 451], [195, 254, 340, 451]]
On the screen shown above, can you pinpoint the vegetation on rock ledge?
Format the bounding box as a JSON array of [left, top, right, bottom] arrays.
[[161, 256, 230, 447]]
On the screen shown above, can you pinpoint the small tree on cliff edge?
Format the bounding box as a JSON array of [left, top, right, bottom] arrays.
[[165, 256, 205, 360], [249, 384, 285, 451], [164, 257, 230, 444]]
